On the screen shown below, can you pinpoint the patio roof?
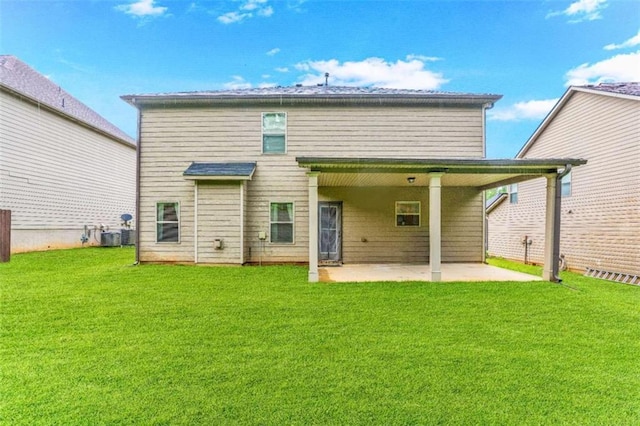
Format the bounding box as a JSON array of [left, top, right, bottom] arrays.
[[296, 157, 587, 189]]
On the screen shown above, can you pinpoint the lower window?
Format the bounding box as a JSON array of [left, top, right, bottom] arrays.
[[156, 202, 179, 242], [270, 202, 294, 243]]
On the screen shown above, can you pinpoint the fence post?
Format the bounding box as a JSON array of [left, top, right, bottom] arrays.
[[0, 210, 10, 262]]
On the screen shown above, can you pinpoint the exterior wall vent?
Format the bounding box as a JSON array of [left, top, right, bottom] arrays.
[[584, 267, 639, 286]]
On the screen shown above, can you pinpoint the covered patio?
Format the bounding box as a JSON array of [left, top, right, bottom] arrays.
[[319, 263, 542, 283], [299, 157, 586, 283]]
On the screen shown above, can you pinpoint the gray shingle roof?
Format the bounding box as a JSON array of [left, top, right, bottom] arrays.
[[0, 55, 135, 146], [123, 85, 502, 106], [183, 162, 257, 179], [581, 82, 640, 97], [131, 85, 499, 97]]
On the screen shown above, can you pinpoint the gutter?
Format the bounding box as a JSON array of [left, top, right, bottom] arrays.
[[121, 93, 503, 108], [135, 104, 141, 265], [551, 164, 572, 282]]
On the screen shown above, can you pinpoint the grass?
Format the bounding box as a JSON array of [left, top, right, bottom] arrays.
[[1, 248, 639, 425]]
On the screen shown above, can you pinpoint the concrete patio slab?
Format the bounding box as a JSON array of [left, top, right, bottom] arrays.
[[319, 263, 542, 283]]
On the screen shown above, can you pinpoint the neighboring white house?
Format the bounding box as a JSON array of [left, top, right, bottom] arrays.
[[123, 85, 585, 282], [488, 83, 640, 279], [0, 55, 136, 253]]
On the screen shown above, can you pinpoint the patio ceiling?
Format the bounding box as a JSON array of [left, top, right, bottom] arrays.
[[297, 157, 587, 189]]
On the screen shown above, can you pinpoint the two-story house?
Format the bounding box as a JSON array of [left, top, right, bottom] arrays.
[[488, 83, 639, 281], [122, 86, 585, 282], [0, 55, 136, 253]]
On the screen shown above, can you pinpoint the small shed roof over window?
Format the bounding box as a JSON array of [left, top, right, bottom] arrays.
[[183, 162, 256, 180]]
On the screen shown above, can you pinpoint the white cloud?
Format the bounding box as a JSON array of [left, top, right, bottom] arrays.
[[294, 57, 448, 90], [218, 11, 247, 24], [275, 67, 289, 73], [547, 0, 607, 23], [565, 51, 640, 85], [287, 0, 307, 13], [116, 0, 168, 17], [223, 76, 252, 90], [406, 54, 442, 62], [241, 0, 265, 11], [217, 0, 273, 24], [604, 30, 640, 50], [267, 48, 281, 56], [488, 99, 559, 122]]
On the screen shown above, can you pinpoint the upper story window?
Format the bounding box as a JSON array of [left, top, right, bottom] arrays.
[[396, 201, 421, 227], [509, 184, 518, 204], [561, 171, 572, 197], [262, 112, 286, 154], [156, 202, 179, 243]]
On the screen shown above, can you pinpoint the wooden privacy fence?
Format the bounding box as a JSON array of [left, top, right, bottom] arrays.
[[0, 210, 10, 262]]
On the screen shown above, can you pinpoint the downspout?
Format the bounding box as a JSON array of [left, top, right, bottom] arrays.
[[481, 102, 494, 263], [551, 164, 572, 282], [481, 102, 494, 158], [134, 102, 141, 265]]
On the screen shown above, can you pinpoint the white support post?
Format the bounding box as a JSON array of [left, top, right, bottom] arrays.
[[308, 172, 320, 282], [239, 182, 244, 265], [543, 175, 557, 281], [429, 173, 444, 282], [194, 180, 199, 264]]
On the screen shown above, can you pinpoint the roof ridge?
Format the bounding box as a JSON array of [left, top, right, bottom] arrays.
[[123, 85, 501, 98]]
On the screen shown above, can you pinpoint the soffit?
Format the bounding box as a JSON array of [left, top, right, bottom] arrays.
[[317, 172, 546, 188], [299, 157, 587, 189]]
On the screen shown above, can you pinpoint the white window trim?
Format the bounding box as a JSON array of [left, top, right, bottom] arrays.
[[509, 184, 518, 204], [156, 201, 180, 243], [395, 201, 421, 227], [261, 112, 287, 155], [269, 201, 295, 244]]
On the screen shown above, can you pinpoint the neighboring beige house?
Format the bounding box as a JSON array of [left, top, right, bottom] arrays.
[[0, 55, 136, 253], [122, 86, 584, 282], [488, 83, 640, 278]]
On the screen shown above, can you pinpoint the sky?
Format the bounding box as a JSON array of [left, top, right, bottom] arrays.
[[1, 0, 639, 157]]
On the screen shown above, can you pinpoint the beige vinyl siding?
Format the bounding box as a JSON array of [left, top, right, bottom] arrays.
[[317, 186, 483, 264], [196, 182, 242, 264], [138, 106, 484, 160], [0, 90, 135, 252], [291, 107, 484, 158], [138, 104, 485, 263], [319, 187, 429, 263], [244, 158, 309, 263], [487, 177, 547, 264], [488, 91, 640, 274], [442, 187, 484, 262]]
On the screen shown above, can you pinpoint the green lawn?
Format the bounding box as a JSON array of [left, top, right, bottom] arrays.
[[2, 248, 639, 425]]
